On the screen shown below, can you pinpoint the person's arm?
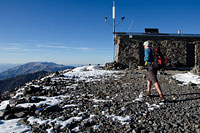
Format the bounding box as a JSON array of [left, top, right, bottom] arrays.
[[144, 48, 150, 61]]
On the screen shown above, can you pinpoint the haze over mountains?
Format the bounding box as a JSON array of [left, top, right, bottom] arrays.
[[0, 62, 74, 80], [0, 64, 19, 73]]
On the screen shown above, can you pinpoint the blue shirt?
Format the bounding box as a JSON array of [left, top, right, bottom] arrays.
[[144, 47, 153, 65]]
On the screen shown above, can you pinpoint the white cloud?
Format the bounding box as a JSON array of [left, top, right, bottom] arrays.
[[20, 49, 47, 52], [0, 47, 46, 52], [37, 44, 93, 51], [73, 47, 93, 51], [0, 42, 93, 52], [37, 45, 70, 49], [0, 47, 20, 50]]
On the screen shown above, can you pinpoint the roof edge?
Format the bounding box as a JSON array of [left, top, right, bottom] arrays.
[[115, 32, 200, 38]]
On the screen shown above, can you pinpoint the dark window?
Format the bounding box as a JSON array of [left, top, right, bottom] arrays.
[[186, 44, 195, 67]]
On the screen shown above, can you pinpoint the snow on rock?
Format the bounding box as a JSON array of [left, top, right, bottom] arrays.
[[132, 92, 164, 111], [16, 96, 66, 108], [173, 72, 200, 84], [46, 127, 54, 133], [93, 125, 100, 130], [146, 102, 164, 111], [92, 99, 112, 103], [72, 65, 103, 72], [132, 92, 144, 102], [71, 126, 80, 132], [63, 65, 119, 82], [52, 117, 83, 129], [27, 116, 83, 131], [12, 88, 25, 99], [106, 115, 132, 125], [0, 119, 31, 133], [0, 100, 9, 110], [27, 116, 50, 125], [63, 104, 78, 108]]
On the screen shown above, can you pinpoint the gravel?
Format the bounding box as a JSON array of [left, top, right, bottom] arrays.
[[0, 69, 200, 132]]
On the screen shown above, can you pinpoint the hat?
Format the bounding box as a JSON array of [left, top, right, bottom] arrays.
[[143, 41, 151, 47]]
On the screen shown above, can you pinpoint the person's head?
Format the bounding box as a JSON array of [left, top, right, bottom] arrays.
[[143, 41, 151, 49]]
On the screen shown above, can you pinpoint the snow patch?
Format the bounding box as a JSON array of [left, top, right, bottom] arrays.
[[0, 119, 31, 133], [0, 100, 9, 110], [173, 72, 200, 84], [106, 115, 132, 125], [63, 104, 78, 108], [17, 95, 67, 108], [93, 125, 100, 130], [133, 92, 144, 102], [53, 117, 82, 129], [71, 126, 80, 132], [63, 65, 119, 82], [92, 99, 112, 103], [27, 116, 50, 125], [46, 127, 54, 133], [27, 116, 82, 130], [146, 102, 164, 111]]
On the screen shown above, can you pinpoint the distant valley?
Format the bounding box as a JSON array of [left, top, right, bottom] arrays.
[[0, 71, 48, 94]]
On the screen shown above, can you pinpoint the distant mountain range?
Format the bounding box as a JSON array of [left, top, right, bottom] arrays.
[[0, 62, 75, 94], [0, 62, 74, 80]]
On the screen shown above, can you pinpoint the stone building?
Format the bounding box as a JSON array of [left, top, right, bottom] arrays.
[[113, 29, 200, 71]]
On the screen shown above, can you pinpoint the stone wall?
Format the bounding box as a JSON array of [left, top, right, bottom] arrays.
[[115, 34, 200, 69], [193, 43, 200, 74], [195, 42, 200, 66]]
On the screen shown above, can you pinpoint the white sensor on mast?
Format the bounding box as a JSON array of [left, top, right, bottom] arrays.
[[112, 0, 115, 19]]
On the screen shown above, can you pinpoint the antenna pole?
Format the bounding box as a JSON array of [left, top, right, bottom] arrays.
[[113, 0, 116, 61], [104, 0, 125, 62]]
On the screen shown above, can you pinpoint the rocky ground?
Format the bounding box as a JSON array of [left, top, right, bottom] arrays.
[[0, 67, 200, 133]]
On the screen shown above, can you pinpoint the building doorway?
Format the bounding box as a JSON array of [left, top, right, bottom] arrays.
[[186, 44, 195, 67]]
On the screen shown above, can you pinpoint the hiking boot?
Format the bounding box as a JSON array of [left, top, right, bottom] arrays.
[[158, 97, 166, 102], [146, 91, 150, 97]]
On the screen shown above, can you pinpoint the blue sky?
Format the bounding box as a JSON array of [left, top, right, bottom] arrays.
[[0, 0, 200, 65]]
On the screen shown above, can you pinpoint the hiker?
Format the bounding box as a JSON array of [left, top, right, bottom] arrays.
[[143, 41, 165, 101]]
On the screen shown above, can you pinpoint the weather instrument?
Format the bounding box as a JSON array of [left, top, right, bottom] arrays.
[[104, 0, 125, 61]]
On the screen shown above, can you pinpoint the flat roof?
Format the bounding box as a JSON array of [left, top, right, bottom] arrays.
[[115, 32, 200, 38]]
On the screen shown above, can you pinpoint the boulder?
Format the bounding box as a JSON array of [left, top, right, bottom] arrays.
[[104, 62, 127, 70], [0, 110, 10, 119], [9, 98, 26, 105], [14, 111, 28, 118], [17, 118, 27, 125], [43, 105, 63, 112], [4, 114, 15, 120], [23, 86, 41, 95], [11, 106, 28, 113]]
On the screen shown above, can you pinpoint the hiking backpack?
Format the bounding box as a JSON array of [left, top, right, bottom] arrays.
[[151, 46, 165, 69]]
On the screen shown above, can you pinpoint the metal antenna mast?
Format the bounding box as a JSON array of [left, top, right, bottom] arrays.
[[104, 0, 125, 62], [113, 0, 116, 62]]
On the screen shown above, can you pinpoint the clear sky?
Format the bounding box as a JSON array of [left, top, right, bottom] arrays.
[[0, 0, 200, 65]]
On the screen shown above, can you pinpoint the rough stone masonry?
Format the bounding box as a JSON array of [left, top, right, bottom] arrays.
[[114, 32, 200, 72]]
